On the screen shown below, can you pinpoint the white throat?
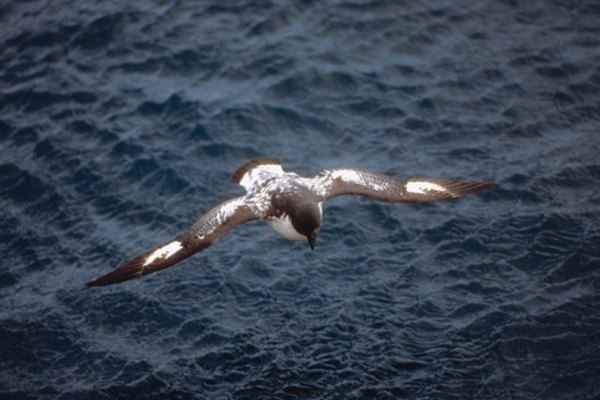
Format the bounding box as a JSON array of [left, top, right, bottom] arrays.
[[265, 203, 323, 241], [266, 215, 306, 241]]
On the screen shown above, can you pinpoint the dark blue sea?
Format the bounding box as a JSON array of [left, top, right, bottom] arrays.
[[1, 1, 599, 399]]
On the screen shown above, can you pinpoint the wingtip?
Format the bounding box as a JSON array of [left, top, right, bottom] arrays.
[[85, 273, 126, 287], [86, 277, 107, 287], [478, 181, 498, 193], [85, 260, 146, 287], [472, 181, 497, 192], [448, 180, 497, 197], [85, 239, 193, 287]]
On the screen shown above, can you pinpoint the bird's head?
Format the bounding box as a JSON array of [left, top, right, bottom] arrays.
[[292, 203, 321, 251]]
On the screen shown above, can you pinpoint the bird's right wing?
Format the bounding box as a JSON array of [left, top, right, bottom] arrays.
[[312, 168, 495, 203], [87, 196, 258, 287]]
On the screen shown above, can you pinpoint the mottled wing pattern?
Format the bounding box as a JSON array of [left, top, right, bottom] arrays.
[[87, 197, 258, 286], [231, 156, 284, 193], [313, 168, 495, 203]]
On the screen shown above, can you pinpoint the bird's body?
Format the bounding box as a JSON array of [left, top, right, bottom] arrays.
[[87, 157, 495, 287]]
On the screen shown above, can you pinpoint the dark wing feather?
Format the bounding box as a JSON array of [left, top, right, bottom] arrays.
[[314, 168, 495, 203], [87, 197, 257, 287]]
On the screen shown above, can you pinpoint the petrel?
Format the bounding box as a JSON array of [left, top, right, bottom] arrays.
[[87, 157, 495, 286]]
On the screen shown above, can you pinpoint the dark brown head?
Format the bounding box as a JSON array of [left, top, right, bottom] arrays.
[[292, 203, 321, 250]]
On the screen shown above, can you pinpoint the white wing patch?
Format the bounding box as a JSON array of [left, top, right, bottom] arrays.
[[219, 198, 243, 217], [331, 169, 362, 184], [198, 197, 249, 236], [239, 164, 284, 192], [215, 198, 244, 224], [331, 169, 390, 191], [143, 241, 183, 266], [406, 181, 448, 194]]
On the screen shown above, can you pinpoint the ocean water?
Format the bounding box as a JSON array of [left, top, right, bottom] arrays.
[[1, 0, 599, 398]]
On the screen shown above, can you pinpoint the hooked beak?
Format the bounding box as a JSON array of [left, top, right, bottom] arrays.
[[307, 232, 316, 251]]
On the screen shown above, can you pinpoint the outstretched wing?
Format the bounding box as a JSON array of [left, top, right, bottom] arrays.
[[312, 168, 495, 203], [231, 156, 284, 193], [87, 197, 258, 287]]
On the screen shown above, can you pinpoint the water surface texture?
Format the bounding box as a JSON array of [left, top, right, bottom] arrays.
[[1, 1, 599, 399]]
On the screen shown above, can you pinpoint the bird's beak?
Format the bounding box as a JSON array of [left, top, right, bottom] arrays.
[[307, 233, 316, 251]]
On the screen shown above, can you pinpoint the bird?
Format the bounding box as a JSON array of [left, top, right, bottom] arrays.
[[87, 157, 495, 286]]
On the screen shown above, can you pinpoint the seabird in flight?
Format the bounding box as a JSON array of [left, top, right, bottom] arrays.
[[87, 157, 495, 286]]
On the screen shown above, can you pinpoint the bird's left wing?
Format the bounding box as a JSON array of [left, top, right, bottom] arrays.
[[311, 168, 495, 203], [87, 196, 258, 287]]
